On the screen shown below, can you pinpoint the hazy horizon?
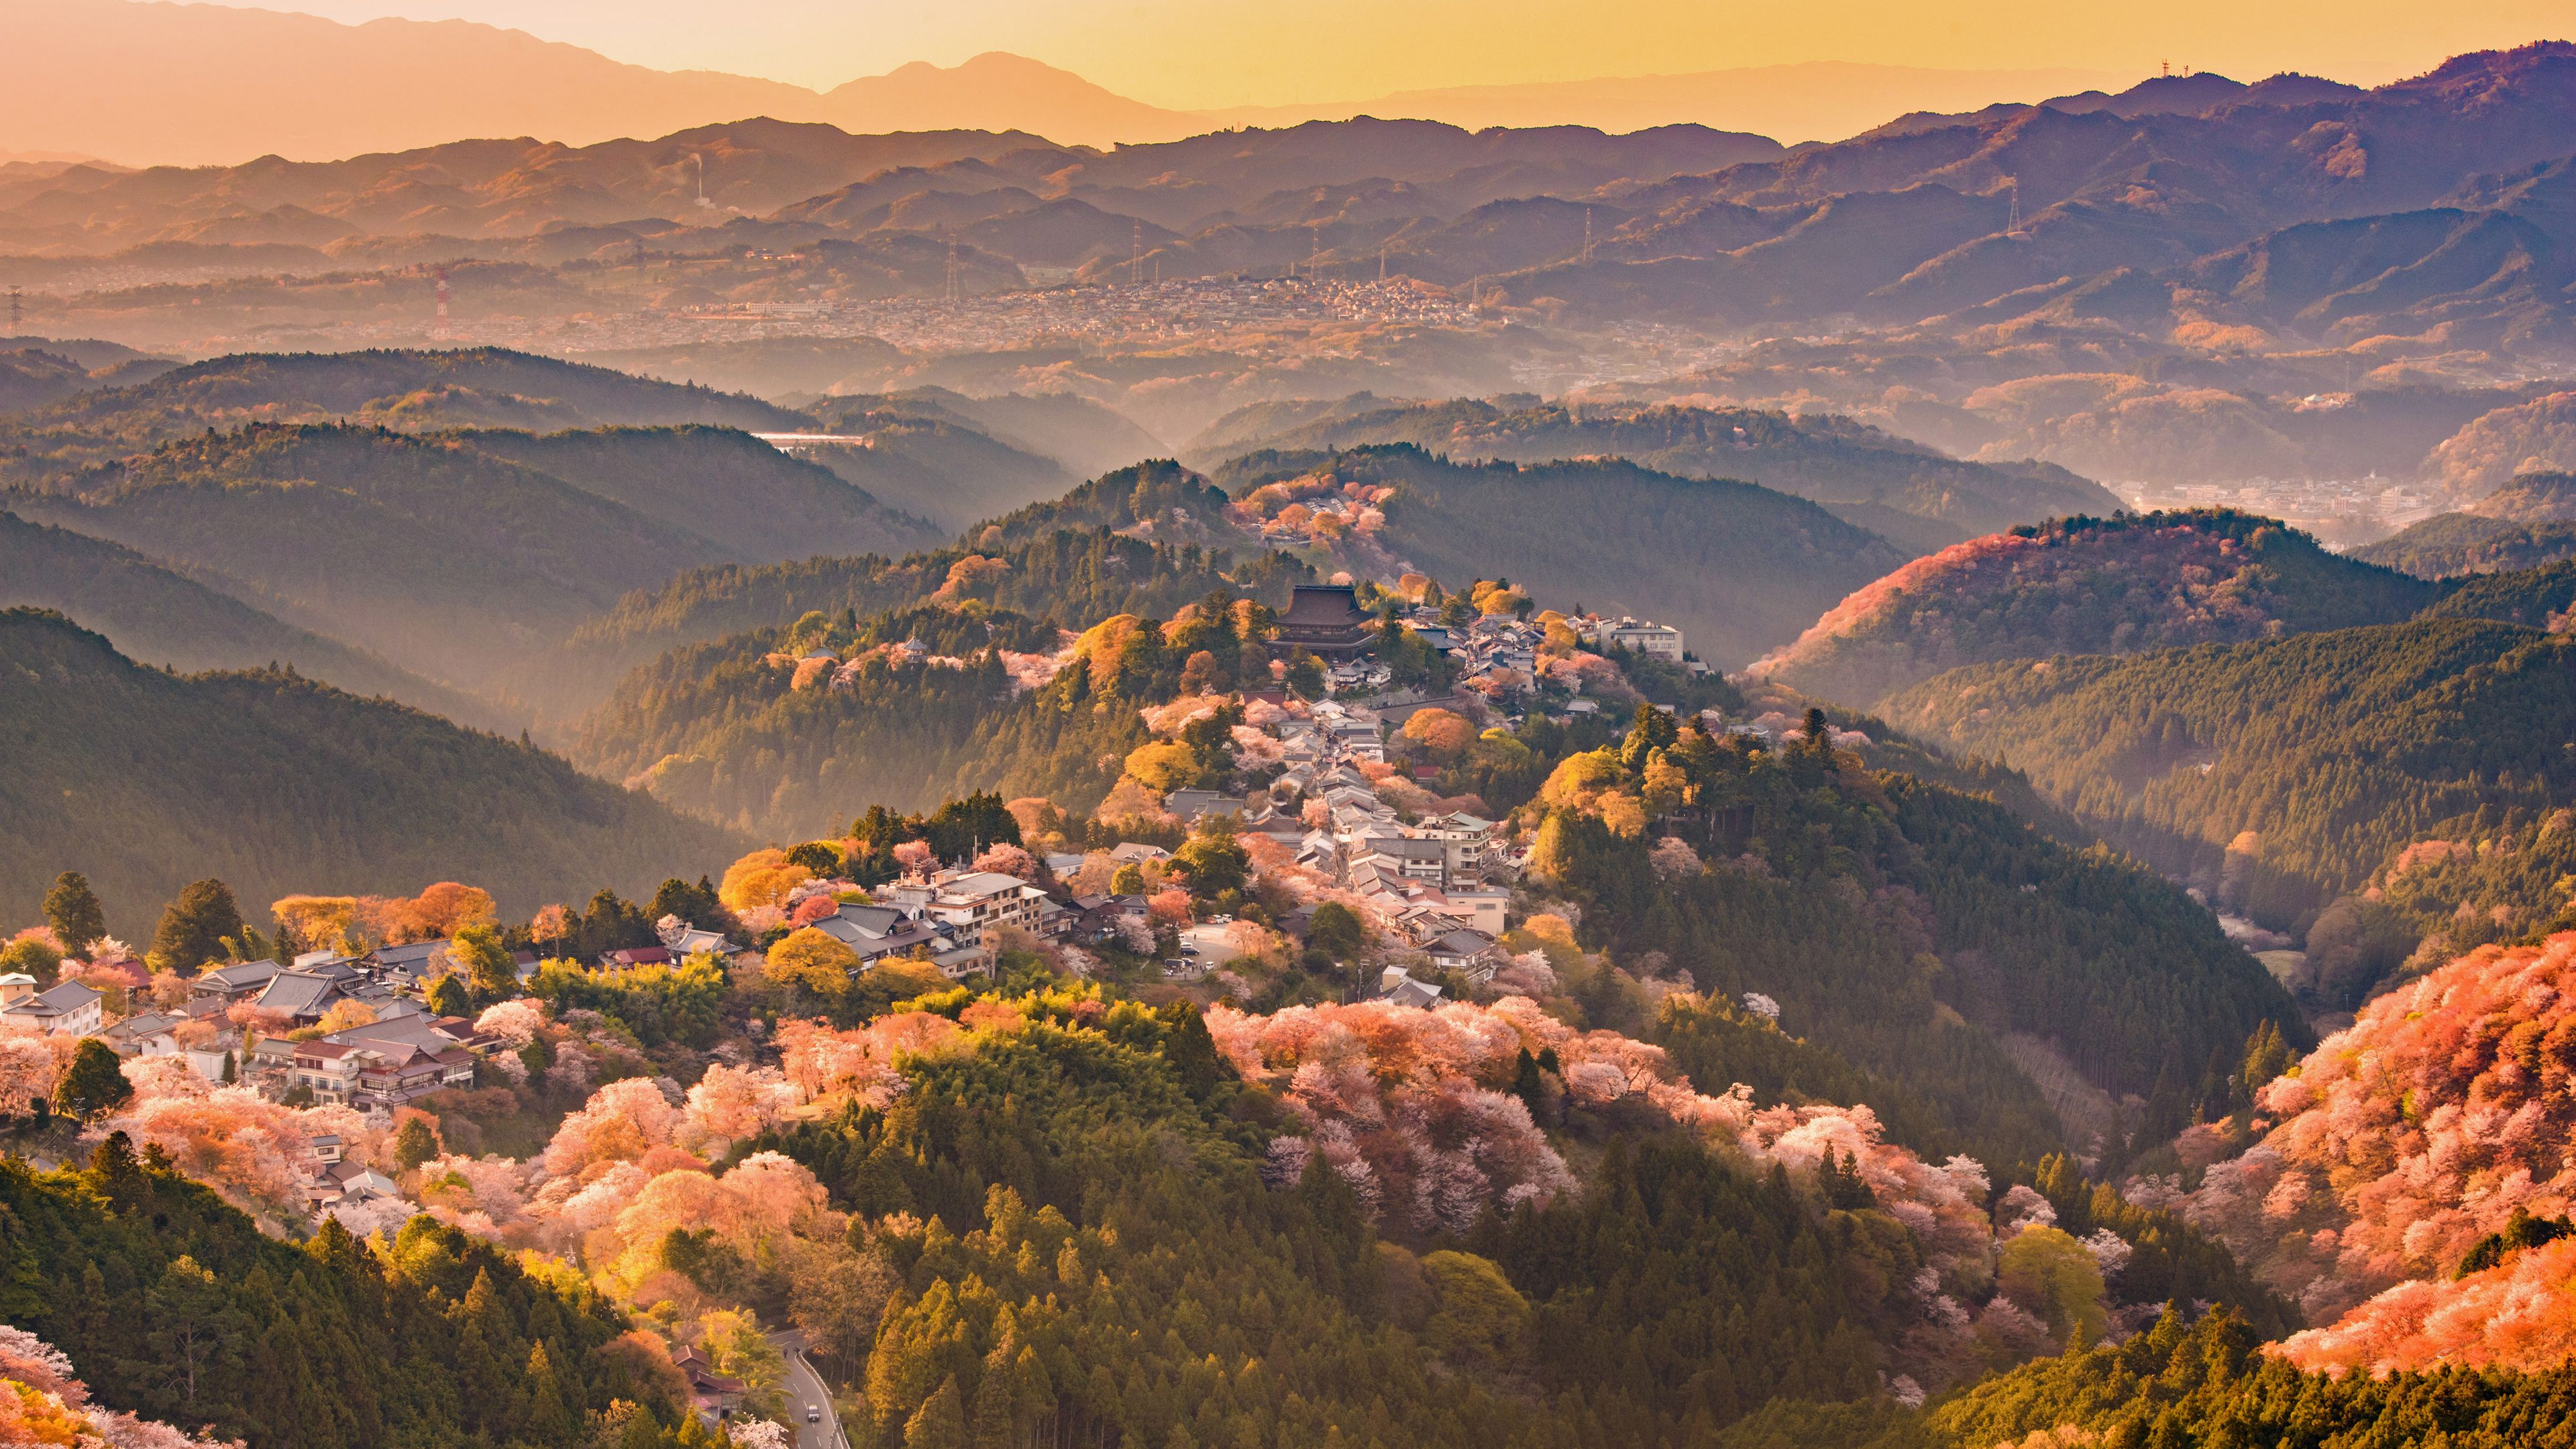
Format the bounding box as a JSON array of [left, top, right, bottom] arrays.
[[250, 0, 2565, 106]]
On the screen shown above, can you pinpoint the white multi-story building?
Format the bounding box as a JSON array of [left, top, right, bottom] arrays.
[[1585, 615, 1684, 662], [0, 979, 103, 1036]]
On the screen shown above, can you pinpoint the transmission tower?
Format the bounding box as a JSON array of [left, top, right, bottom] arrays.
[[6, 286, 19, 336], [945, 235, 961, 303], [1582, 207, 1593, 263], [432, 266, 451, 343], [1130, 219, 1144, 286]]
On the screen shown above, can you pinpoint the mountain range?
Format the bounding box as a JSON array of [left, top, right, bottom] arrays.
[[13, 0, 2144, 167]]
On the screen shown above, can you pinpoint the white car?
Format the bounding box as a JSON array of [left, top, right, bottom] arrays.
[[806, 1406, 822, 1424]]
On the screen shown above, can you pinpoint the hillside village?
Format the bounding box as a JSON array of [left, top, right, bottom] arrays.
[[0, 574, 1740, 1423], [7, 578, 1712, 1064]]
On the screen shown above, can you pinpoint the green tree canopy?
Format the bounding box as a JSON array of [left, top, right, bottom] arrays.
[[54, 1038, 133, 1122], [450, 922, 521, 1000], [148, 877, 242, 976], [43, 870, 107, 953]]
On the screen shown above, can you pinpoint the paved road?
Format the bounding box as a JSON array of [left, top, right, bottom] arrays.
[[771, 1336, 847, 1449]]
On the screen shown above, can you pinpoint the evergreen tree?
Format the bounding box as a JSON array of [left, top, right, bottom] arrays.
[[425, 972, 475, 1018], [521, 1342, 577, 1445], [451, 923, 521, 1000], [1306, 902, 1365, 959], [149, 877, 243, 975], [53, 1038, 133, 1122], [126, 1255, 246, 1415], [1285, 648, 1326, 700], [904, 1376, 967, 1449], [647, 874, 741, 937], [1511, 1048, 1547, 1119], [42, 869, 106, 953], [392, 1116, 441, 1171]]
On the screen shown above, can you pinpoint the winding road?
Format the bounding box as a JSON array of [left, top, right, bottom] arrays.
[[769, 1334, 848, 1449]]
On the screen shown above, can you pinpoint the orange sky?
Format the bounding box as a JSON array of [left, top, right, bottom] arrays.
[[272, 0, 2571, 107]]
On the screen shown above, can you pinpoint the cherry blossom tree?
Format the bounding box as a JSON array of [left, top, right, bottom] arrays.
[[473, 998, 545, 1047], [677, 1064, 801, 1155], [0, 1030, 56, 1118], [540, 1077, 681, 1175], [2172, 930, 2576, 1324]]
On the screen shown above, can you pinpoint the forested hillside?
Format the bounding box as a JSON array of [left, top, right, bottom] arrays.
[[1, 421, 945, 704], [2465, 469, 2576, 522], [0, 506, 506, 727], [2413, 557, 2576, 629], [1212, 443, 1909, 667], [0, 1149, 700, 1449], [1755, 511, 2438, 706], [790, 407, 1077, 535], [0, 345, 800, 483], [1880, 619, 2576, 926], [542, 466, 1312, 717], [442, 425, 942, 562], [1521, 707, 2306, 1172], [1192, 398, 2120, 549], [4, 423, 726, 694], [0, 608, 737, 928], [576, 586, 1275, 837], [2351, 510, 2576, 577], [794, 392, 1117, 530]]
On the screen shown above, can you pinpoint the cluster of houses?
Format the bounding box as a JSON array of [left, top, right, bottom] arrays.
[[1236, 680, 1520, 1006], [800, 867, 1058, 976], [1396, 603, 1697, 694], [109, 947, 495, 1109]]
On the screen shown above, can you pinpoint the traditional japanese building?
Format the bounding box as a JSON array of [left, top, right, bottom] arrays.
[[1275, 584, 1376, 659]]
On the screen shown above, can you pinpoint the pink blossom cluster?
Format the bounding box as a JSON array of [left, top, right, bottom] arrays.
[[104, 1059, 384, 1224], [1208, 996, 1996, 1279], [2277, 1235, 2576, 1374], [775, 1012, 965, 1110], [2177, 931, 2576, 1325]]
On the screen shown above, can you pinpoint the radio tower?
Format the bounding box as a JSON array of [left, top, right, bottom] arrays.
[[945, 235, 961, 303], [1130, 219, 1144, 287], [432, 266, 452, 343], [1582, 207, 1593, 263], [6, 286, 20, 336]]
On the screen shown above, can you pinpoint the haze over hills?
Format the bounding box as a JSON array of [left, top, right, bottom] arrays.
[[1193, 396, 2122, 547], [0, 507, 510, 727], [2353, 468, 2576, 576], [11, 0, 1202, 162], [13, 0, 2152, 166], [23, 25, 2576, 1449], [3, 44, 2570, 517], [0, 607, 740, 929], [1207, 62, 2138, 144]]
